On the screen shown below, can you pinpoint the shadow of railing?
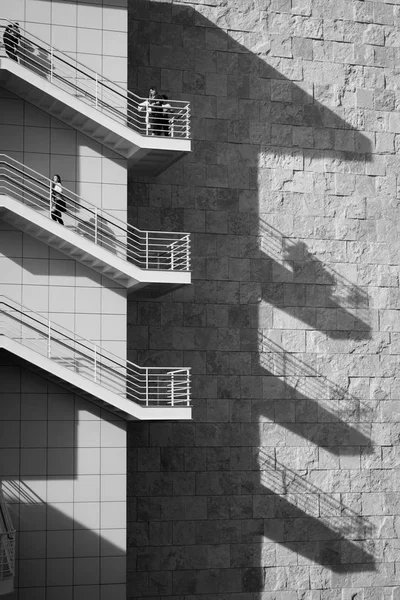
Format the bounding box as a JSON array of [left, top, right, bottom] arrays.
[[259, 220, 371, 339], [253, 449, 376, 571], [2, 480, 126, 590], [126, 0, 379, 591], [258, 332, 373, 452]]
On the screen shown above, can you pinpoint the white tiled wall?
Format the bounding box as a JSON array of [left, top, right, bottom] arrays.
[[0, 0, 128, 358], [0, 0, 128, 597], [0, 88, 127, 221], [0, 220, 127, 357], [6, 0, 127, 86], [0, 362, 127, 600]]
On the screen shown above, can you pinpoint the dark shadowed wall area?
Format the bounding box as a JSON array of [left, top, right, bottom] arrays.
[[127, 1, 400, 599]]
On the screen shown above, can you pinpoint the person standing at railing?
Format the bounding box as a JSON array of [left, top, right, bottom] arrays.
[[159, 95, 176, 137], [3, 22, 21, 63], [151, 95, 166, 136], [51, 174, 66, 225], [138, 86, 158, 135]]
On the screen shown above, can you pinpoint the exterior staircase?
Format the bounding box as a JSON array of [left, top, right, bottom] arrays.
[[0, 155, 191, 294], [0, 295, 192, 420], [0, 19, 191, 175]]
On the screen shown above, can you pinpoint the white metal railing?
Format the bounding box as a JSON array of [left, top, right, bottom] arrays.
[[0, 154, 191, 271], [0, 19, 191, 139], [0, 490, 15, 581], [0, 296, 191, 408]]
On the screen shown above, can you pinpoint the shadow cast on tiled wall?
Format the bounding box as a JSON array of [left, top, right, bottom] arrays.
[[127, 0, 377, 589], [0, 352, 126, 597], [3, 479, 125, 595]]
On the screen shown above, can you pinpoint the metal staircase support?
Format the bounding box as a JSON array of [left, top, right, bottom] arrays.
[[0, 295, 192, 420]]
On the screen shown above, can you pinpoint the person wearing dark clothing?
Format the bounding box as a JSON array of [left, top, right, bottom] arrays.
[[160, 95, 174, 136], [151, 95, 166, 136], [51, 174, 66, 225], [3, 22, 21, 62]]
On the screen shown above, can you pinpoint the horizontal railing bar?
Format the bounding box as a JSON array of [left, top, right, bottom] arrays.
[[3, 311, 190, 376], [0, 158, 190, 236], [0, 155, 191, 271], [1, 297, 191, 407], [0, 19, 191, 139]]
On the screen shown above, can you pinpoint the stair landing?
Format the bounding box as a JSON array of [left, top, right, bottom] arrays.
[[0, 57, 191, 176]]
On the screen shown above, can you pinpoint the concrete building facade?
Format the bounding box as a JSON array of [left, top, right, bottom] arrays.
[[128, 1, 400, 599]]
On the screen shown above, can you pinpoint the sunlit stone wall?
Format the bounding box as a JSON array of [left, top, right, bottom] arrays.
[[128, 1, 400, 599]]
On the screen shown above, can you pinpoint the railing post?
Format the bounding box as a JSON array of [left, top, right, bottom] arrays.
[[94, 345, 97, 382], [145, 231, 149, 269], [171, 373, 175, 407], [94, 208, 98, 245], [186, 235, 190, 271], [50, 46, 54, 82], [47, 321, 51, 359], [49, 181, 52, 217], [145, 368, 149, 406], [95, 73, 98, 108], [186, 106, 190, 139]]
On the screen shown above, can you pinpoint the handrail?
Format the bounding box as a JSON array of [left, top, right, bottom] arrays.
[[0, 18, 191, 139], [0, 490, 15, 580], [0, 154, 191, 272], [0, 296, 191, 408]]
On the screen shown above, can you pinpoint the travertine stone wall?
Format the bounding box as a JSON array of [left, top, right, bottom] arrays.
[[128, 1, 400, 598]]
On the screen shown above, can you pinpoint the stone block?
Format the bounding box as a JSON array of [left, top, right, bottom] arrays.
[[354, 1, 374, 23], [217, 566, 243, 592], [127, 4, 400, 600], [292, 0, 312, 17], [206, 73, 227, 97], [374, 3, 394, 25], [356, 88, 374, 109]]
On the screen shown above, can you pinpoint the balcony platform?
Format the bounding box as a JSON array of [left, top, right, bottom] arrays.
[[0, 194, 191, 294], [0, 57, 191, 176], [0, 339, 191, 421]]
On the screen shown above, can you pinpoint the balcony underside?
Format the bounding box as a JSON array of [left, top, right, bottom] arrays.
[[0, 58, 190, 176], [0, 340, 191, 421], [0, 194, 191, 294]]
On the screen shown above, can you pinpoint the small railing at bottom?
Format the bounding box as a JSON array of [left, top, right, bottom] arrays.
[[0, 533, 14, 581], [0, 154, 191, 272], [0, 18, 191, 139], [0, 491, 15, 581], [0, 296, 191, 409]]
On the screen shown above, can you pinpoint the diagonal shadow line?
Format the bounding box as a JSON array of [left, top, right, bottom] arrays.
[[259, 220, 371, 339], [129, 2, 373, 157], [2, 480, 126, 589], [260, 220, 369, 310], [128, 0, 377, 579], [243, 450, 376, 575], [257, 332, 373, 453], [257, 450, 374, 540]]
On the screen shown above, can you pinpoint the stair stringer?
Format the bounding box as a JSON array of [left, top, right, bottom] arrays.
[[0, 194, 191, 293], [0, 337, 191, 421], [0, 58, 191, 174]]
